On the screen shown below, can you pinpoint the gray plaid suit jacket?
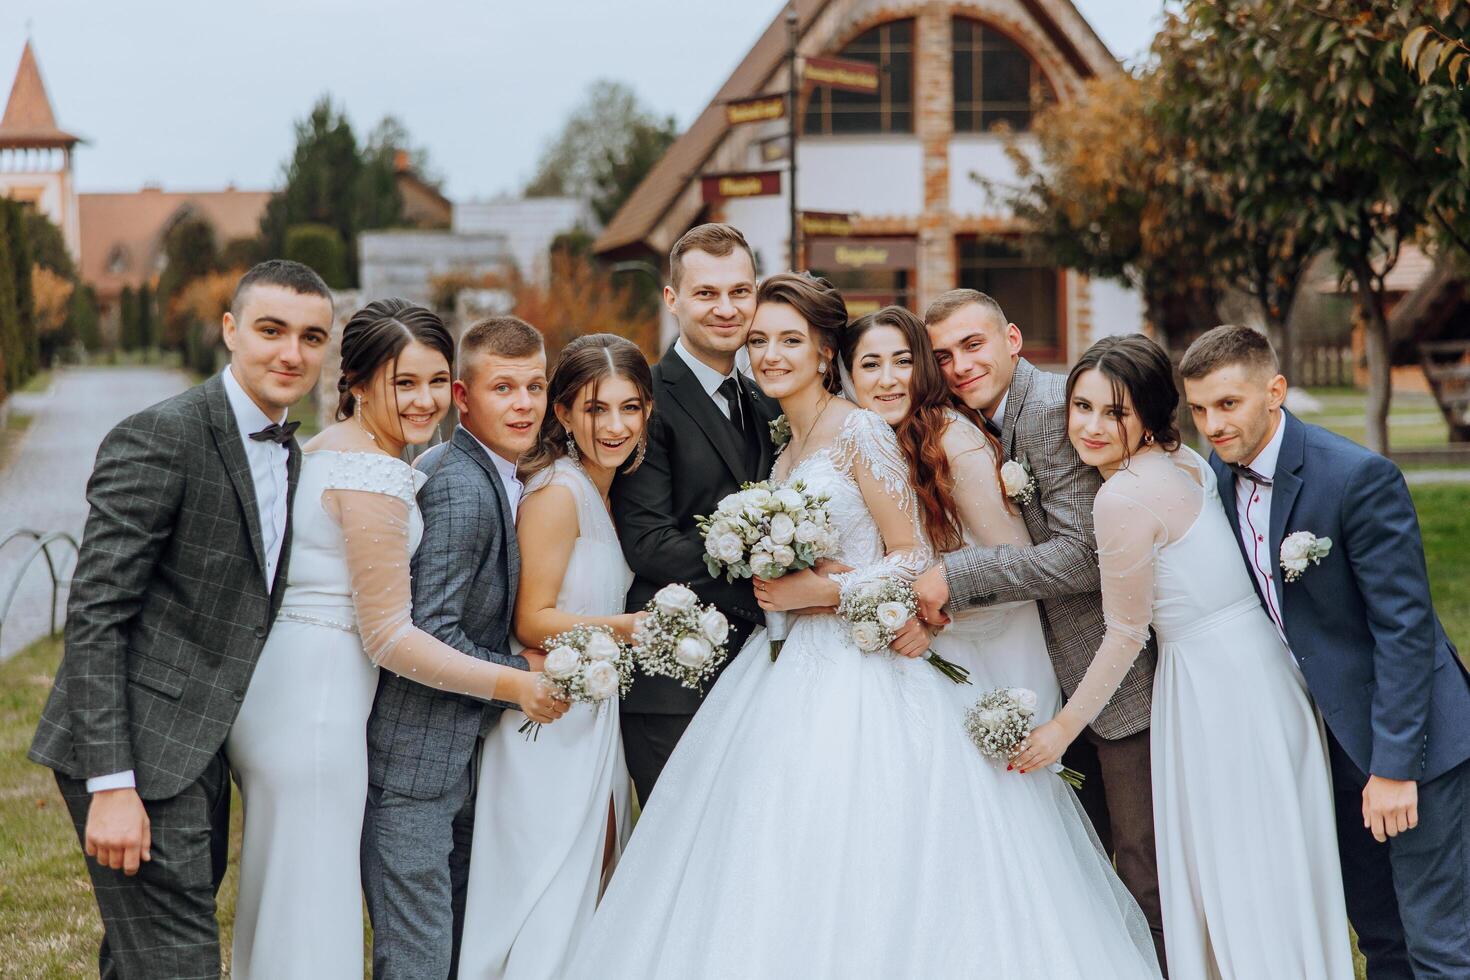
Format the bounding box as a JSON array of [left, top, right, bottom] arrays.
[[942, 358, 1153, 739], [366, 426, 528, 801], [29, 374, 296, 799]]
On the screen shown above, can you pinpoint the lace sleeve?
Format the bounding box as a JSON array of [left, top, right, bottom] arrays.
[[944, 416, 1030, 550], [1055, 482, 1165, 731], [830, 410, 934, 599], [320, 454, 522, 703]]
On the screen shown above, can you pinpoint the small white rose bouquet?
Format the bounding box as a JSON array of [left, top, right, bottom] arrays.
[[1280, 531, 1332, 583], [1000, 457, 1038, 506], [838, 576, 971, 684], [519, 624, 633, 740], [697, 480, 837, 658], [963, 687, 1084, 790], [631, 583, 732, 691]]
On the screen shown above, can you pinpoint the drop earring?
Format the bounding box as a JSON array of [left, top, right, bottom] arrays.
[[626, 431, 648, 472], [565, 429, 580, 464]]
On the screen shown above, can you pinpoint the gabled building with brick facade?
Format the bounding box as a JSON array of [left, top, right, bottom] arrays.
[[595, 0, 1144, 364]]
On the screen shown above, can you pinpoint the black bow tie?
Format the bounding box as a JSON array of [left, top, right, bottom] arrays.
[[249, 421, 300, 446], [1228, 462, 1272, 487], [979, 413, 1002, 440]]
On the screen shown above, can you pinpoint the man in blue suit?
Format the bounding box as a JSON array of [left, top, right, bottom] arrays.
[[1181, 325, 1470, 979]]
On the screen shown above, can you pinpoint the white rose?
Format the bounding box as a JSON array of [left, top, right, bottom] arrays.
[[717, 492, 741, 513], [850, 621, 884, 651], [1280, 532, 1314, 563], [875, 602, 909, 631], [1008, 687, 1039, 712], [699, 607, 729, 646], [794, 520, 821, 544], [674, 635, 713, 668], [768, 512, 796, 545], [742, 487, 772, 507], [770, 544, 796, 568], [715, 533, 745, 564], [1000, 460, 1030, 497], [543, 647, 580, 680], [750, 550, 778, 579], [773, 487, 804, 511], [583, 631, 620, 662], [584, 660, 621, 701], [654, 584, 700, 616]]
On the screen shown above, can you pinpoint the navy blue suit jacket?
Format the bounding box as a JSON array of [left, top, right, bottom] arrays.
[[1211, 412, 1470, 783]]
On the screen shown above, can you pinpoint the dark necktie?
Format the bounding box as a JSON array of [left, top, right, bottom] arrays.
[[718, 377, 745, 436], [1228, 462, 1272, 487], [979, 413, 1002, 440], [249, 421, 300, 446]]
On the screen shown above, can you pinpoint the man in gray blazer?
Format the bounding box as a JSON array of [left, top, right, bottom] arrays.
[[914, 289, 1165, 968], [362, 316, 562, 980], [29, 260, 332, 978]]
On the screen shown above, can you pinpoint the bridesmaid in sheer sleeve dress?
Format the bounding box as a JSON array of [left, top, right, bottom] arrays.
[[1011, 334, 1353, 980]]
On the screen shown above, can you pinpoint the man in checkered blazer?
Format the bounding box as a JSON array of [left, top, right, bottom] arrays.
[[915, 289, 1165, 968], [29, 261, 333, 979]]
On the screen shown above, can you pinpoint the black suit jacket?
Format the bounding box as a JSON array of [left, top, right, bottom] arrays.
[[30, 374, 296, 800], [612, 345, 779, 714]]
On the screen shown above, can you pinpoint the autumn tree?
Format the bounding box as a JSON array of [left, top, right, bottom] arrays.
[[31, 265, 74, 363], [508, 250, 658, 363]]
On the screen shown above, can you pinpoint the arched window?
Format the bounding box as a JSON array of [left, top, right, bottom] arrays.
[[952, 18, 1056, 133], [803, 19, 914, 135]]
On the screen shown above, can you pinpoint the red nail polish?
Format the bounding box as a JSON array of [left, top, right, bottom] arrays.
[[1006, 764, 1012, 771]]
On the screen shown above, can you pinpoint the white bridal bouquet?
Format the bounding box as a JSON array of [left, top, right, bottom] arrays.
[[838, 576, 971, 684], [631, 583, 732, 690], [963, 687, 1085, 790], [697, 480, 837, 657], [521, 624, 634, 739]]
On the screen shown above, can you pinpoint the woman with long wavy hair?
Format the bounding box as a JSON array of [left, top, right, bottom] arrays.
[[457, 332, 653, 980], [837, 305, 1063, 710]]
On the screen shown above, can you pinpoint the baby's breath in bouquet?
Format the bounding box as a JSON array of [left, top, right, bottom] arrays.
[[520, 624, 633, 740], [697, 480, 837, 658], [963, 687, 1085, 789], [838, 576, 971, 684], [631, 584, 731, 690]]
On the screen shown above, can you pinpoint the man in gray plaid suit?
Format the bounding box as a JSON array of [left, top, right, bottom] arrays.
[[915, 289, 1165, 967], [29, 260, 333, 978], [361, 316, 557, 980]]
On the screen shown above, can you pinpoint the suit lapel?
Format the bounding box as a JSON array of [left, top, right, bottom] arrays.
[[740, 373, 779, 479], [205, 375, 268, 582], [660, 348, 748, 483], [1211, 451, 1266, 608], [1267, 413, 1306, 614], [453, 427, 519, 593], [1000, 358, 1034, 461]]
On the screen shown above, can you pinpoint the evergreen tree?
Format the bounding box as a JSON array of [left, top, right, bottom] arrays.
[[283, 224, 349, 289], [138, 282, 159, 351], [0, 209, 23, 390], [3, 202, 38, 381], [118, 285, 138, 352]]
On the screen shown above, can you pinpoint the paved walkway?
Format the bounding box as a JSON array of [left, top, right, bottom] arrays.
[[0, 367, 190, 660]]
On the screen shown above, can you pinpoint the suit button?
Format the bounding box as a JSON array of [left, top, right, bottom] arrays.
[[232, 690, 244, 702], [254, 626, 267, 639]]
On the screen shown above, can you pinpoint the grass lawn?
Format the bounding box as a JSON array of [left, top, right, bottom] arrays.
[[1299, 387, 1453, 449]]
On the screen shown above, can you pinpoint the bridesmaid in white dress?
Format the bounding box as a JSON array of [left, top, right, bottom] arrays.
[[226, 300, 566, 979], [1012, 334, 1353, 979], [837, 306, 1062, 718], [458, 334, 649, 980]]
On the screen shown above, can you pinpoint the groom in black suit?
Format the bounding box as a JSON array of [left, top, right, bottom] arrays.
[[29, 261, 333, 977], [612, 223, 778, 803]]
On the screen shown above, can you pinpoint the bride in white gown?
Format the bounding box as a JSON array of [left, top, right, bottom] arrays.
[[566, 275, 1160, 979], [458, 335, 647, 979], [1012, 334, 1352, 979], [226, 301, 565, 979], [837, 306, 1062, 719]]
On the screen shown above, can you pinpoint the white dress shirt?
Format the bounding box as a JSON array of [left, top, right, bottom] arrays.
[[1233, 410, 1291, 650], [987, 391, 1010, 432], [470, 431, 525, 518], [675, 337, 741, 421], [88, 366, 292, 794]]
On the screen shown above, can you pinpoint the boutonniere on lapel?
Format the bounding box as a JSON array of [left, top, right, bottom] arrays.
[[1280, 531, 1332, 583], [999, 457, 1038, 506], [769, 415, 791, 450]]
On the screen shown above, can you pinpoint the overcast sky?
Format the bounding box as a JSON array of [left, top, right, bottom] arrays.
[[0, 1, 1165, 201]]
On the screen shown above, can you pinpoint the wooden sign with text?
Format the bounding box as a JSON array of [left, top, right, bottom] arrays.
[[800, 212, 854, 238], [701, 170, 783, 203], [803, 55, 880, 94], [807, 237, 916, 271], [725, 94, 786, 126]]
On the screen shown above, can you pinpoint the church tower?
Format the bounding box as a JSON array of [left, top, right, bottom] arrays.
[[0, 40, 81, 260]]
